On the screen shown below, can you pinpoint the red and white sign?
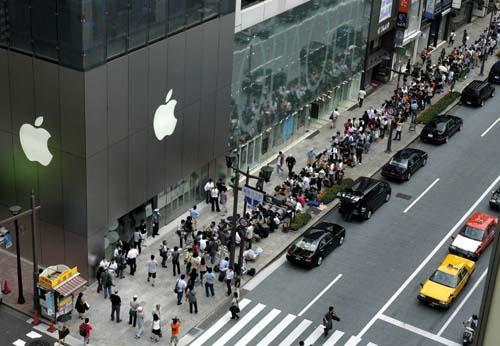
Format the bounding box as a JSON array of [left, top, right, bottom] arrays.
[[398, 0, 410, 13]]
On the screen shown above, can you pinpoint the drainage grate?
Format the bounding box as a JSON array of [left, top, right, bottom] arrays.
[[395, 193, 412, 200], [306, 130, 320, 139], [27, 341, 51, 346], [188, 327, 203, 336]]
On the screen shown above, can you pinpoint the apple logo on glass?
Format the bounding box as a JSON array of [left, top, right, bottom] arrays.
[[153, 89, 178, 141], [19, 116, 53, 166]]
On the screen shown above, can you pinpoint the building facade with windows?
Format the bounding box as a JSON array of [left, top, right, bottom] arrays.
[[0, 0, 235, 278]]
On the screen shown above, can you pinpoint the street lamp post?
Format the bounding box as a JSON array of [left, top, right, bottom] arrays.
[[9, 205, 25, 305]]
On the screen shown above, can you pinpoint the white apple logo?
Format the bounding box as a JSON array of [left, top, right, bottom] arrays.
[[153, 89, 178, 141], [19, 116, 53, 166]]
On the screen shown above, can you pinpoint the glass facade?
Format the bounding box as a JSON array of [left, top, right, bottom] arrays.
[[230, 0, 371, 170], [0, 0, 235, 70]]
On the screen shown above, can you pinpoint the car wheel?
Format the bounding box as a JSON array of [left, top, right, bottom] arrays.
[[422, 158, 427, 166], [317, 256, 323, 266], [480, 99, 485, 107], [385, 193, 391, 202], [406, 172, 412, 181], [366, 210, 373, 219], [338, 236, 344, 246]]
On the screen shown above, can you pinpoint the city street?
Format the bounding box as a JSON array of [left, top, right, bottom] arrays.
[[188, 90, 500, 345]]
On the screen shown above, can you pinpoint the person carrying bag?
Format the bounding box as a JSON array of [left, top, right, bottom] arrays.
[[229, 292, 240, 320]]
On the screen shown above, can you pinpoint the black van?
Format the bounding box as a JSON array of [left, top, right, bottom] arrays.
[[488, 61, 500, 84], [337, 177, 391, 221], [460, 80, 495, 107]]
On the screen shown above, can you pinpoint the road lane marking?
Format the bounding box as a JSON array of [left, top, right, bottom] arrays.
[[403, 178, 440, 213], [190, 298, 251, 346], [234, 308, 281, 346], [379, 314, 461, 346], [277, 319, 312, 346], [302, 325, 324, 345], [357, 175, 500, 338], [437, 269, 488, 336], [480, 117, 500, 137], [366, 343, 379, 346], [212, 303, 266, 346], [344, 335, 362, 345], [297, 274, 343, 317], [256, 314, 296, 346], [323, 330, 344, 345], [244, 254, 286, 291]]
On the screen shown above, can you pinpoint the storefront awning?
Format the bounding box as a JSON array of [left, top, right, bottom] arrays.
[[54, 275, 87, 296]]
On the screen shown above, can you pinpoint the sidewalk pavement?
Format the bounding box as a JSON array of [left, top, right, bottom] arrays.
[[2, 13, 495, 346]]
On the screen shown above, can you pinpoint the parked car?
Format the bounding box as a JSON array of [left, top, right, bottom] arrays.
[[488, 60, 500, 84], [490, 186, 500, 210], [381, 148, 428, 181], [449, 212, 497, 260], [420, 115, 462, 144], [460, 80, 495, 106], [286, 222, 345, 267], [418, 254, 475, 309], [337, 177, 391, 221]]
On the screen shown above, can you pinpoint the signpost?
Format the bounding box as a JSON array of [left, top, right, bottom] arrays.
[[242, 185, 265, 206]]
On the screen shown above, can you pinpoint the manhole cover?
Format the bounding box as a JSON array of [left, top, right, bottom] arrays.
[[27, 341, 51, 346], [395, 193, 412, 200]]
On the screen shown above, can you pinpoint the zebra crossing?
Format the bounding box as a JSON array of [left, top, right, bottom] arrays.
[[189, 298, 378, 346]]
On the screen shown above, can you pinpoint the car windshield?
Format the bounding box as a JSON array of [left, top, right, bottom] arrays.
[[295, 237, 319, 252], [430, 270, 458, 288], [389, 158, 408, 168], [430, 122, 447, 132], [460, 226, 484, 241]]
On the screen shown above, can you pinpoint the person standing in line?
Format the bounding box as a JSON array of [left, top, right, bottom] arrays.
[[286, 155, 296, 177], [186, 287, 198, 314], [127, 246, 139, 276], [220, 188, 228, 215], [188, 205, 200, 230], [133, 227, 143, 254], [245, 224, 254, 250], [159, 240, 169, 268], [147, 254, 158, 287], [218, 256, 229, 282], [170, 317, 181, 346], [135, 306, 145, 339], [229, 292, 240, 320], [355, 139, 364, 165], [276, 151, 285, 174], [150, 313, 162, 342], [204, 267, 215, 297], [110, 289, 122, 323], [323, 306, 340, 337], [101, 269, 113, 299], [175, 274, 187, 305], [210, 187, 220, 212], [199, 257, 207, 285], [462, 30, 468, 46], [129, 295, 139, 327], [79, 318, 92, 345], [225, 266, 234, 296], [358, 89, 366, 108], [306, 149, 316, 166], [393, 119, 403, 141], [449, 30, 456, 46], [204, 179, 214, 204], [171, 246, 181, 276]]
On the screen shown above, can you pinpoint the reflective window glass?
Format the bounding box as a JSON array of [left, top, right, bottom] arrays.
[[105, 0, 128, 58], [186, 0, 202, 27], [58, 0, 84, 68], [168, 0, 186, 34], [202, 0, 219, 21], [129, 0, 148, 49], [7, 0, 31, 52], [31, 0, 58, 60], [149, 0, 167, 41], [82, 0, 106, 68]]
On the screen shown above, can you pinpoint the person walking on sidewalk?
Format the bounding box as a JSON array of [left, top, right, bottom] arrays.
[[101, 269, 113, 299], [170, 317, 181, 346], [75, 293, 87, 319], [463, 30, 469, 46], [150, 313, 162, 342], [79, 318, 92, 345], [159, 240, 169, 268], [110, 289, 122, 323], [204, 267, 216, 297], [330, 108, 339, 129], [127, 246, 139, 276], [276, 151, 285, 174], [358, 89, 366, 108], [230, 292, 240, 320], [220, 188, 228, 215], [286, 155, 296, 177], [175, 274, 187, 305], [188, 205, 200, 230], [186, 287, 198, 314], [133, 227, 143, 255], [393, 119, 403, 141], [172, 246, 181, 276], [135, 306, 145, 339], [204, 179, 214, 204], [449, 31, 456, 46], [323, 306, 340, 337], [210, 187, 221, 212], [147, 254, 158, 286], [225, 266, 234, 296], [58, 322, 69, 346], [129, 295, 139, 327]]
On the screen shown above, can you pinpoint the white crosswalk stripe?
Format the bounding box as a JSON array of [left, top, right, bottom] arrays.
[[213, 303, 266, 346], [190, 299, 378, 346], [190, 298, 251, 346], [277, 319, 312, 346], [303, 325, 325, 345], [256, 313, 296, 346], [324, 330, 345, 345], [234, 308, 281, 346]]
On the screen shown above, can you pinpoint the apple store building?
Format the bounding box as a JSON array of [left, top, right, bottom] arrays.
[[0, 0, 235, 278]]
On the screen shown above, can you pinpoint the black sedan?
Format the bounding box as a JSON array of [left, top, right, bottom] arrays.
[[381, 148, 428, 181], [420, 115, 463, 144], [490, 186, 500, 210], [286, 222, 345, 267]]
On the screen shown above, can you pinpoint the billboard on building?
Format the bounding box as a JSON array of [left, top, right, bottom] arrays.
[[379, 0, 394, 22]]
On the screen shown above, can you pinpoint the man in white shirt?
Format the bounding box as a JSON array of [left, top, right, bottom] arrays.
[[203, 179, 214, 204], [358, 89, 366, 108], [245, 225, 254, 250], [127, 247, 139, 276], [147, 255, 158, 287], [175, 274, 187, 305], [210, 187, 220, 212], [225, 267, 234, 295]]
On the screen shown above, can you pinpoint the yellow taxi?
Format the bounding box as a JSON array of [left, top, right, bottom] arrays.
[[418, 254, 475, 309]]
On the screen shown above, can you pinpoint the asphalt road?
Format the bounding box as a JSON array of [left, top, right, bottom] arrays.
[[189, 87, 500, 346], [0, 305, 57, 346]]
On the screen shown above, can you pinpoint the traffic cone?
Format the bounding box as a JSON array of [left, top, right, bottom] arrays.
[[47, 319, 56, 333], [32, 309, 40, 326], [1, 280, 11, 294]]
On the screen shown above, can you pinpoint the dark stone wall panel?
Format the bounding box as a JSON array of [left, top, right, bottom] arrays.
[[0, 50, 12, 132], [108, 139, 129, 225], [85, 66, 108, 157], [87, 149, 108, 235], [128, 49, 149, 134], [107, 56, 129, 145]]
